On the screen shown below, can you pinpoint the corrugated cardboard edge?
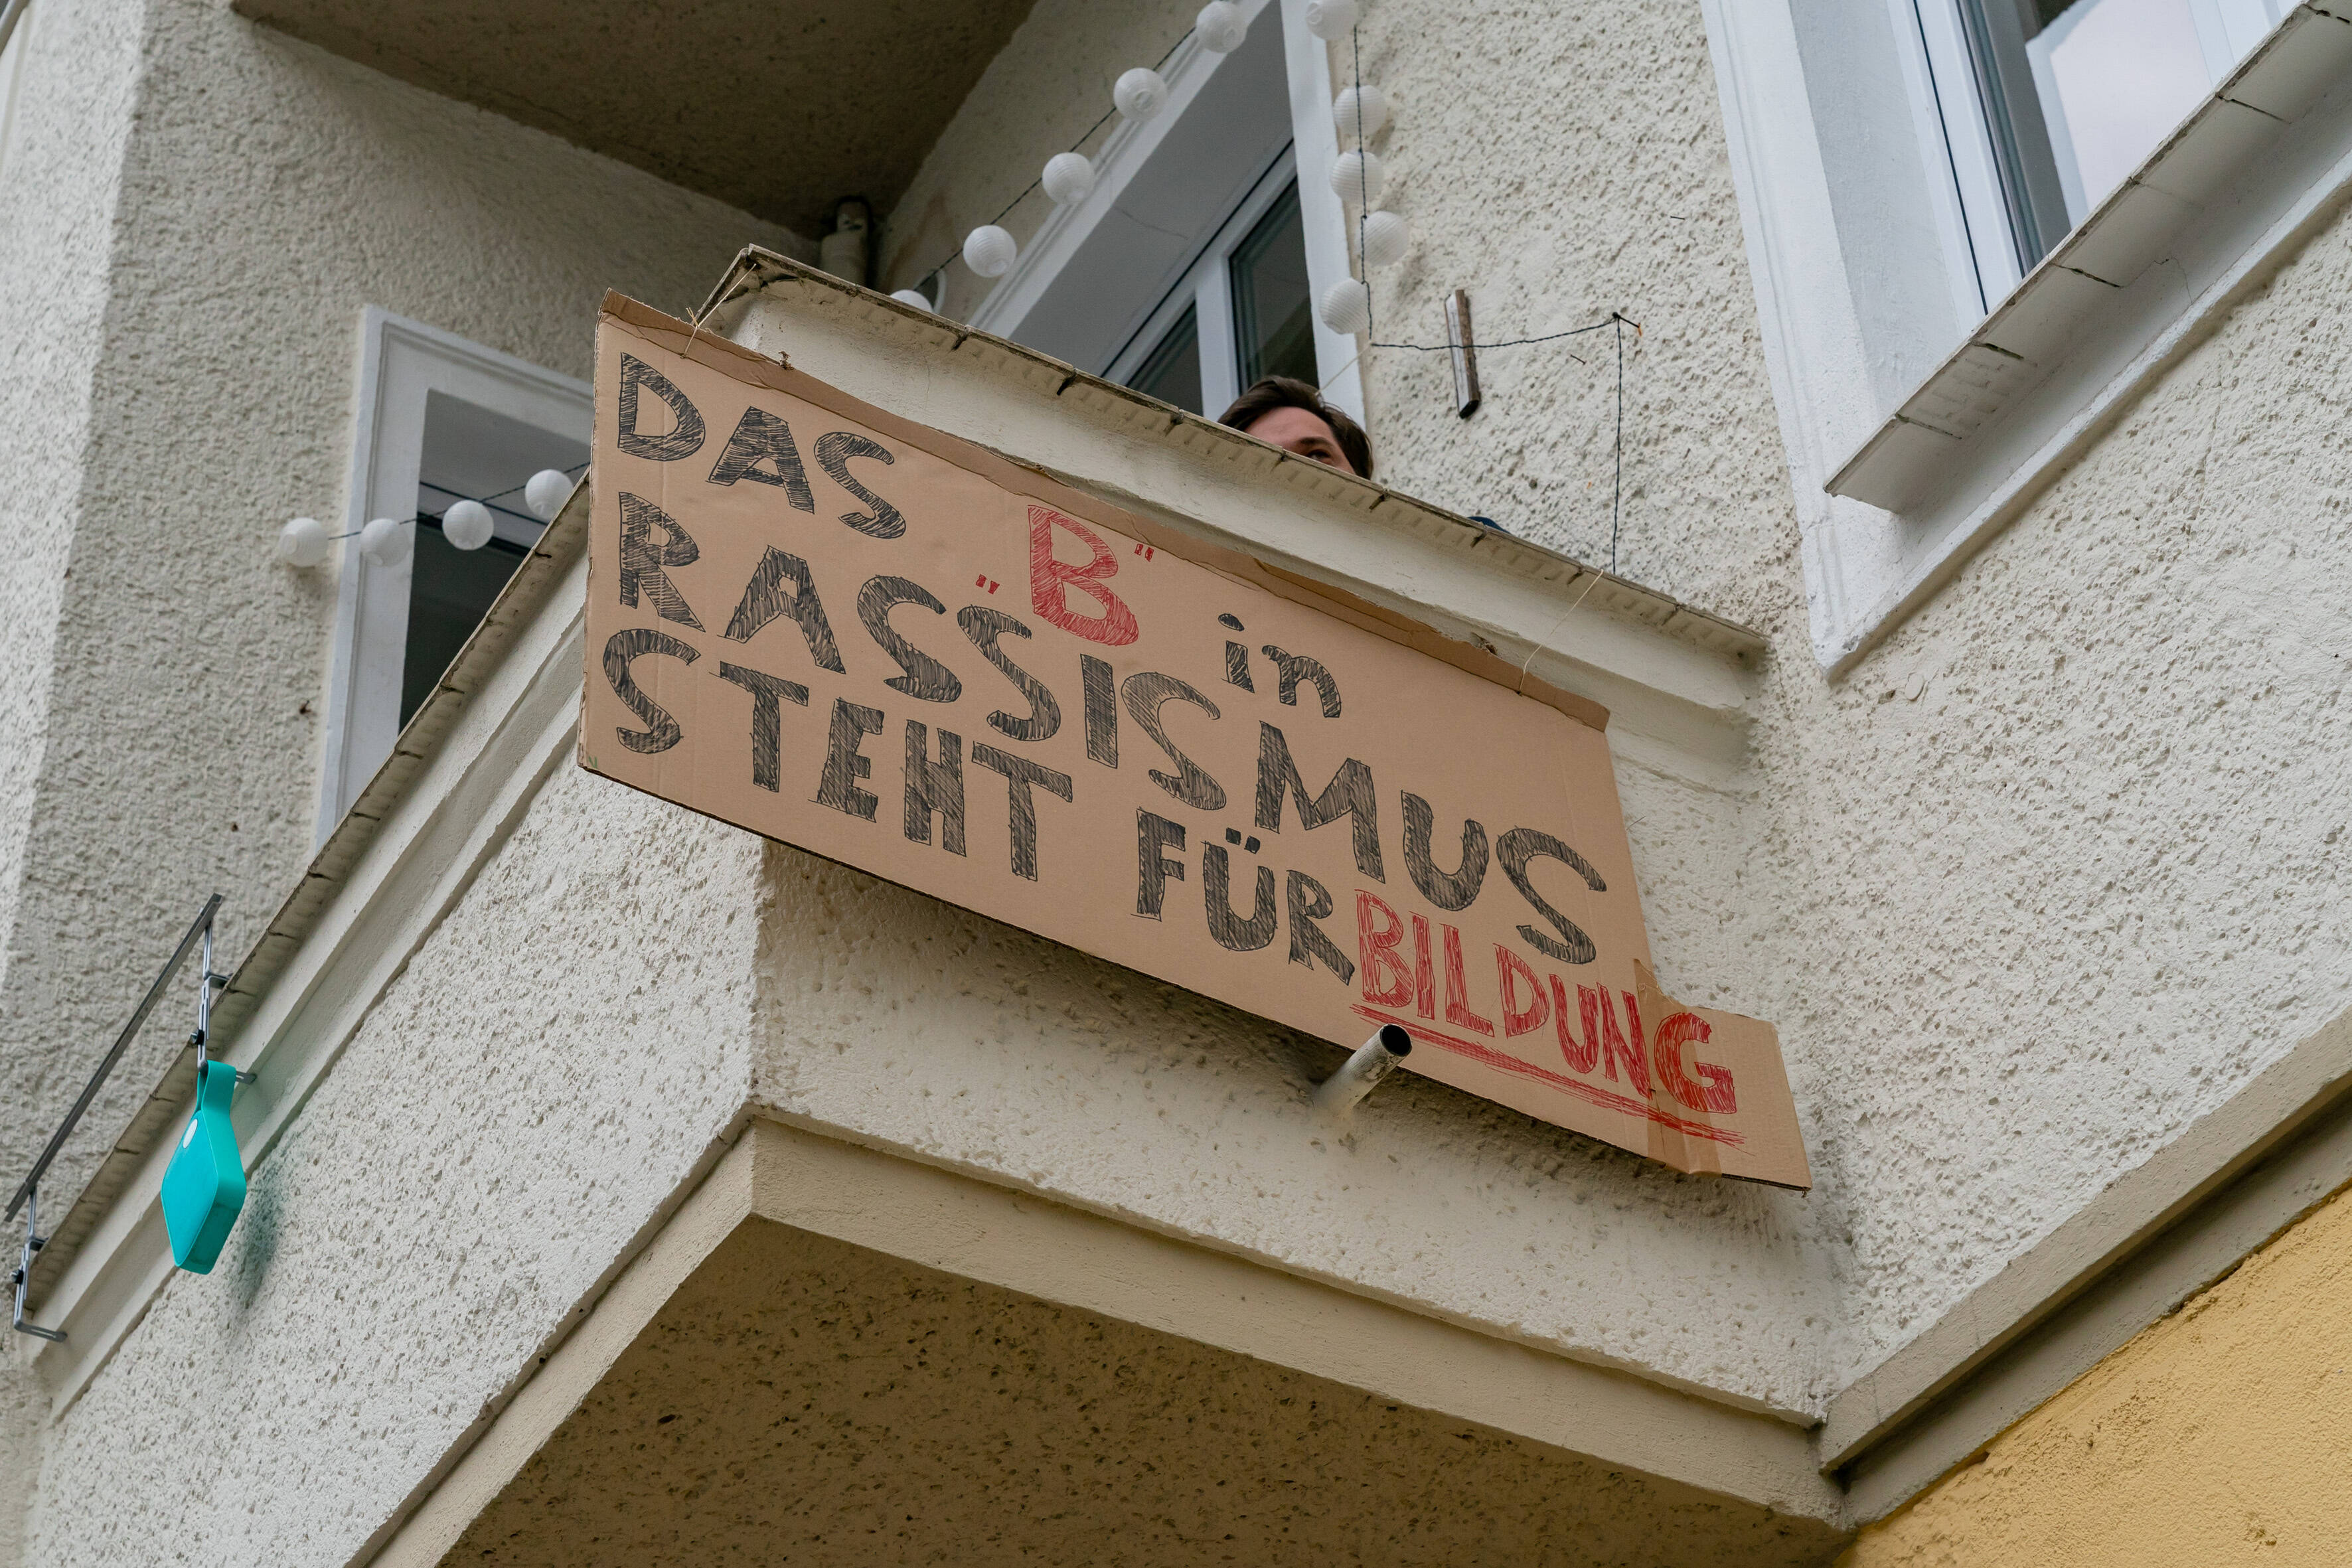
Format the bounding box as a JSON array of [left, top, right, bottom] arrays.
[[599, 291, 1613, 734], [683, 252, 1768, 674]]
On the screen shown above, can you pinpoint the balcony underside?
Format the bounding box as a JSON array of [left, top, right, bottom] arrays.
[[232, 0, 1041, 233]]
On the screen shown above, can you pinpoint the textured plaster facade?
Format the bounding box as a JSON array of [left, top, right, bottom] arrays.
[[446, 1219, 1834, 1567], [882, 0, 2352, 1394], [31, 765, 767, 1566], [1840, 1179, 2352, 1566], [0, 0, 801, 1241], [4, 0, 2351, 1559], [747, 832, 1830, 1415]]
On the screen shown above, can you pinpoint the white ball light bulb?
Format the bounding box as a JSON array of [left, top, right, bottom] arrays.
[[441, 498, 495, 552], [1303, 0, 1360, 40], [1330, 149, 1385, 207], [1318, 277, 1372, 337], [890, 288, 933, 309], [358, 516, 412, 569], [1333, 84, 1389, 143], [1360, 210, 1409, 270], [1042, 151, 1096, 206], [1196, 0, 1248, 51], [275, 516, 330, 568], [963, 224, 1017, 279], [1113, 67, 1169, 121], [524, 469, 574, 521]]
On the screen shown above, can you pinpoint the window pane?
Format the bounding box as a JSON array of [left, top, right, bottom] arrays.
[[1948, 0, 2278, 273], [1229, 183, 1317, 390], [2029, 0, 2215, 219], [400, 523, 529, 726], [1129, 303, 1203, 415], [402, 390, 586, 726]]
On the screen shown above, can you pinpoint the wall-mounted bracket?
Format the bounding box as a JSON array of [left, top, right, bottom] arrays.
[[11, 1183, 63, 1342], [1445, 289, 1481, 418]]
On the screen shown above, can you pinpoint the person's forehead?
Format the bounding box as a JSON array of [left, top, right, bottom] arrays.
[[1246, 406, 1341, 445]]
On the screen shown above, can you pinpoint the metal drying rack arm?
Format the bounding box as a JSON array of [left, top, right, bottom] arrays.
[[9, 894, 225, 1342]]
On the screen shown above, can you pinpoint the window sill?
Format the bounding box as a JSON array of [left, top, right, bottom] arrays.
[[1814, 3, 2352, 673]]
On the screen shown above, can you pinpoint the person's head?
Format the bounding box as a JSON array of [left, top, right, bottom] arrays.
[[1217, 376, 1373, 479]]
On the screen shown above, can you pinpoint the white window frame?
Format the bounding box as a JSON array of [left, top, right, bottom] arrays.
[[318, 309, 588, 838], [1910, 0, 2035, 311], [1103, 149, 1304, 415], [1702, 0, 2352, 674], [966, 0, 1364, 423]]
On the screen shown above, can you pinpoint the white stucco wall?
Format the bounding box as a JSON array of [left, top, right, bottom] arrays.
[[29, 764, 766, 1566], [0, 0, 153, 1144], [884, 0, 2352, 1399], [749, 814, 1835, 1417], [1319, 0, 2352, 1386], [14, 0, 2352, 1555], [0, 0, 804, 1261]]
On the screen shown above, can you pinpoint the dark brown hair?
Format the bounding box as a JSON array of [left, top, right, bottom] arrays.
[[1217, 376, 1373, 479]]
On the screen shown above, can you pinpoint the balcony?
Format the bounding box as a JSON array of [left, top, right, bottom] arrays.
[[232, 0, 1040, 232]]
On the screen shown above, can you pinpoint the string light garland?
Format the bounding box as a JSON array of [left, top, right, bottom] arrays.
[[793, 4, 1645, 568], [913, 7, 1241, 301], [275, 461, 588, 570]]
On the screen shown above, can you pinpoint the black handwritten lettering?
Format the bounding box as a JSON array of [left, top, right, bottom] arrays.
[[1402, 793, 1489, 911], [1135, 811, 1187, 919], [722, 547, 845, 671], [1260, 645, 1340, 717], [617, 354, 706, 461], [1496, 826, 1607, 964], [1223, 641, 1254, 691], [858, 576, 963, 703], [1253, 723, 1382, 881], [972, 743, 1073, 880], [1203, 844, 1277, 952], [902, 720, 966, 855], [815, 699, 885, 821], [617, 493, 704, 629], [815, 431, 904, 538], [1285, 869, 1356, 984], [601, 629, 698, 753], [715, 663, 809, 791], [1081, 654, 1118, 766], [957, 606, 1061, 743], [706, 406, 816, 509], [1121, 672, 1225, 811]]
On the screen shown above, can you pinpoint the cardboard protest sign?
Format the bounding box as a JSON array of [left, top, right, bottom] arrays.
[[580, 294, 1809, 1188]]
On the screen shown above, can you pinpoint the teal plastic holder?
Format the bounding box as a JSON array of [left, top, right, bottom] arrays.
[[161, 1059, 246, 1274]]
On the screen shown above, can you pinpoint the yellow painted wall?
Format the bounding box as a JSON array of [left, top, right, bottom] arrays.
[[1842, 1182, 2352, 1567]]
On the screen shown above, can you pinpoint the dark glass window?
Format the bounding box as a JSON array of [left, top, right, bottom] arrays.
[[401, 392, 586, 726], [1129, 303, 1204, 415], [1229, 183, 1317, 388]]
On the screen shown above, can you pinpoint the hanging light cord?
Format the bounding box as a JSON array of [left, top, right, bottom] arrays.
[[320, 460, 588, 543], [907, 27, 1200, 294]]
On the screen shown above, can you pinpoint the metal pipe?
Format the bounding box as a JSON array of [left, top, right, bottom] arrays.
[[4, 894, 221, 1224], [1312, 1024, 1413, 1115]]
